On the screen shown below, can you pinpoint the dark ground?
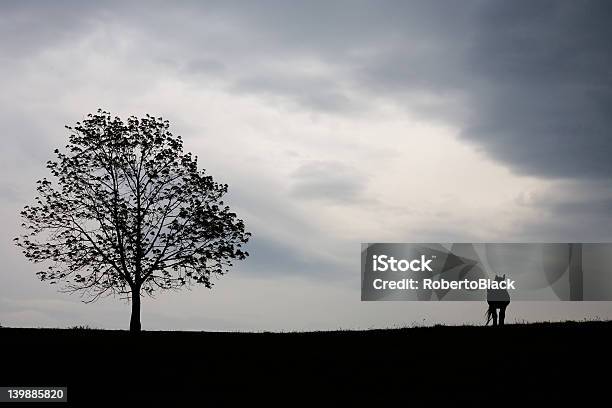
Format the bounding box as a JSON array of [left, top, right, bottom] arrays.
[[1, 321, 611, 405]]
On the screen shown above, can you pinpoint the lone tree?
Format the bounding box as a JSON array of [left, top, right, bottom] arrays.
[[15, 110, 251, 331]]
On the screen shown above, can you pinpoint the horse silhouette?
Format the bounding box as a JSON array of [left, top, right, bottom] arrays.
[[485, 274, 510, 326]]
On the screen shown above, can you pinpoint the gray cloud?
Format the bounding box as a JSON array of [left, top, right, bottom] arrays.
[[178, 57, 227, 77], [5, 1, 611, 179], [177, 1, 612, 179], [238, 235, 347, 280], [233, 75, 359, 113], [289, 161, 367, 204], [514, 181, 612, 241], [462, 1, 612, 179], [0, 1, 98, 59]]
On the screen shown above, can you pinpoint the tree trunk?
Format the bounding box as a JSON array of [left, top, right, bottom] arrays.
[[130, 289, 142, 332]]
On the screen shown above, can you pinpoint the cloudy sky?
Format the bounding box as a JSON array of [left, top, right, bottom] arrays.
[[1, 0, 612, 330]]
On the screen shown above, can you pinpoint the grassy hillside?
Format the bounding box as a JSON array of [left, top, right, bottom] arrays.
[[1, 321, 610, 404]]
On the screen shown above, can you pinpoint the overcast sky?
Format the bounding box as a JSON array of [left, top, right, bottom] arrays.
[[1, 0, 612, 331]]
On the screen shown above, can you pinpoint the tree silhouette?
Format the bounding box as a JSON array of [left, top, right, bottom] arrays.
[[15, 110, 251, 331]]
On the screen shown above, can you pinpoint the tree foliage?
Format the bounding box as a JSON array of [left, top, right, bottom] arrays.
[[15, 110, 250, 310]]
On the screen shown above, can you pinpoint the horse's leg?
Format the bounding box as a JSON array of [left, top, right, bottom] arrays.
[[499, 305, 507, 326], [491, 307, 498, 326]]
